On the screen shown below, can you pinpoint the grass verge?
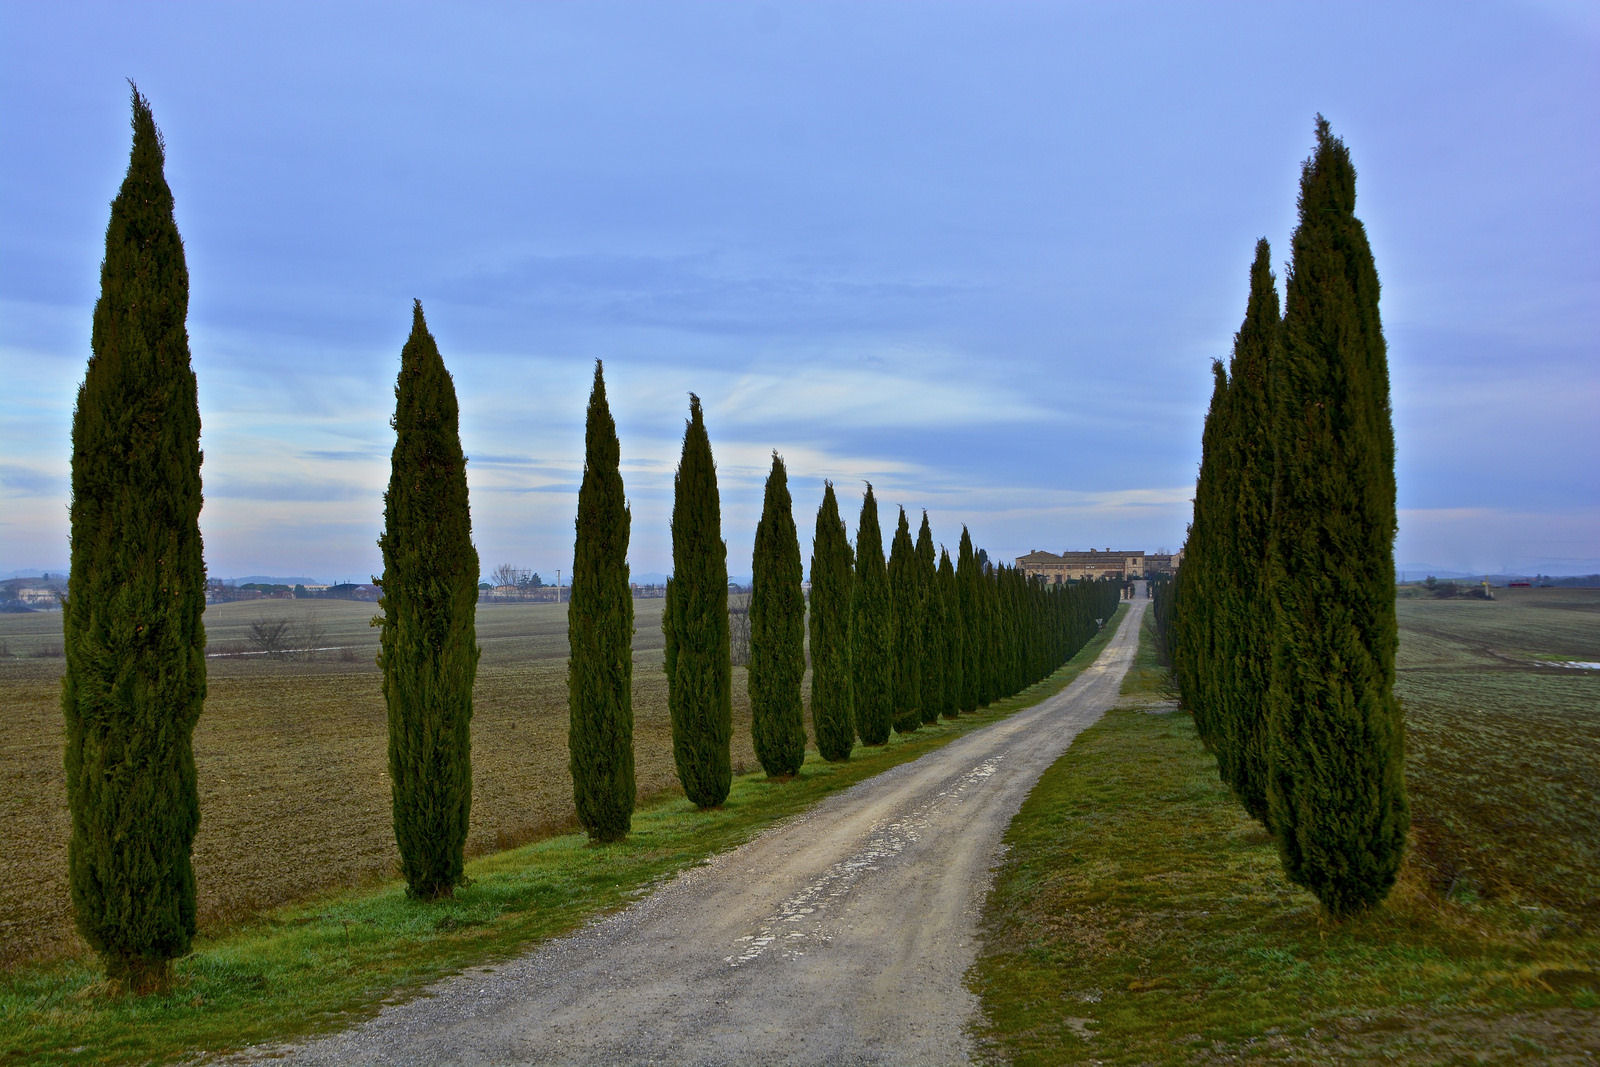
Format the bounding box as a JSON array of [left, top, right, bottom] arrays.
[[0, 606, 1126, 1065], [969, 609, 1600, 1065]]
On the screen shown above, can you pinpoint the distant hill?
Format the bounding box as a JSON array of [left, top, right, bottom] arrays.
[[3, 568, 69, 581], [225, 575, 326, 587]]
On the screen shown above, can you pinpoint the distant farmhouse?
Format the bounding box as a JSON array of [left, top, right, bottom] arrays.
[[1015, 548, 1182, 584]]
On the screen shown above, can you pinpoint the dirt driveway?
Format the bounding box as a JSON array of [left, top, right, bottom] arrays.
[[255, 599, 1146, 1065]]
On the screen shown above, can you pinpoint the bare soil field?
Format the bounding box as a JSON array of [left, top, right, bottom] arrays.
[[1394, 587, 1600, 919], [0, 598, 768, 968]]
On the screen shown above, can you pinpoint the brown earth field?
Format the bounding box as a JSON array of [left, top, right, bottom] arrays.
[[0, 598, 775, 969], [4, 587, 1594, 974], [1394, 586, 1600, 920]]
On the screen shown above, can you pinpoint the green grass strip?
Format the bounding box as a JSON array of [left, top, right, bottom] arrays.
[[0, 607, 1125, 1065], [969, 611, 1600, 1065]]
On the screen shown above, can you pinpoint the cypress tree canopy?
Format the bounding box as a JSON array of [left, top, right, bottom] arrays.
[[809, 481, 856, 761], [663, 394, 733, 808], [888, 507, 923, 734], [956, 527, 982, 712], [568, 360, 635, 842], [937, 547, 964, 718], [1218, 238, 1280, 827], [1267, 117, 1407, 918], [63, 85, 205, 993], [749, 452, 807, 778], [914, 512, 944, 725], [851, 484, 893, 746], [377, 300, 480, 900]]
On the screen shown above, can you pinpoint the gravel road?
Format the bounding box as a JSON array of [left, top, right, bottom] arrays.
[[252, 597, 1146, 1066]]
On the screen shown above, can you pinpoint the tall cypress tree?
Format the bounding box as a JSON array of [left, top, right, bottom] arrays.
[[568, 361, 634, 842], [749, 452, 806, 778], [851, 484, 893, 745], [1266, 117, 1407, 918], [663, 394, 733, 807], [937, 547, 964, 718], [956, 527, 982, 712], [377, 301, 480, 900], [914, 512, 944, 725], [63, 86, 205, 993], [1181, 361, 1230, 754], [809, 481, 855, 761], [887, 507, 923, 734], [1218, 239, 1281, 827]]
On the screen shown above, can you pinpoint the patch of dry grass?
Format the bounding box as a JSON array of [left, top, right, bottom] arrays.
[[971, 602, 1600, 1066], [0, 598, 770, 969]]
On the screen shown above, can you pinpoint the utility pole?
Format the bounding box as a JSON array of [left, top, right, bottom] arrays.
[[557, 569, 562, 604]]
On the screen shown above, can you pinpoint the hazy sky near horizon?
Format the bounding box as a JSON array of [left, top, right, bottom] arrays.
[[3, 1, 1597, 581]]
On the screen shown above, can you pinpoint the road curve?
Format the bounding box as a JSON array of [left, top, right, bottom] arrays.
[[258, 598, 1147, 1066]]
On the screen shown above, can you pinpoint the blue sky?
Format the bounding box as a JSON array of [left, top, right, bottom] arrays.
[[3, 1, 1597, 581]]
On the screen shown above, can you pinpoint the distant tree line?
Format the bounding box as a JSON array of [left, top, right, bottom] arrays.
[[1156, 117, 1407, 920], [62, 89, 1124, 991]]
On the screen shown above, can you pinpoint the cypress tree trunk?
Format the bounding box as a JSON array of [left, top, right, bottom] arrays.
[[914, 513, 944, 725], [377, 301, 480, 900], [1266, 117, 1407, 918], [888, 508, 923, 734], [749, 452, 806, 778], [1220, 239, 1281, 827], [956, 528, 981, 712], [568, 361, 635, 841], [663, 394, 733, 807], [937, 548, 963, 718], [64, 86, 205, 994], [851, 485, 893, 745], [809, 482, 855, 761]]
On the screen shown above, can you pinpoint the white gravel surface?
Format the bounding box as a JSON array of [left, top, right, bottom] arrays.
[[235, 598, 1147, 1066]]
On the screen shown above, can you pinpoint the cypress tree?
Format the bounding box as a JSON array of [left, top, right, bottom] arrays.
[[887, 507, 923, 734], [377, 300, 480, 900], [914, 512, 944, 725], [663, 394, 733, 808], [956, 527, 982, 712], [1218, 239, 1281, 826], [851, 484, 893, 745], [568, 360, 635, 842], [1182, 361, 1230, 754], [1266, 117, 1407, 918], [749, 452, 806, 778], [809, 481, 855, 761], [63, 86, 205, 993], [938, 547, 964, 718], [975, 557, 1001, 706]]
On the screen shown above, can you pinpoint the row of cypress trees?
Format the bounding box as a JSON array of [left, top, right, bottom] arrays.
[[822, 487, 1122, 758], [61, 89, 1123, 988], [1161, 117, 1408, 919]]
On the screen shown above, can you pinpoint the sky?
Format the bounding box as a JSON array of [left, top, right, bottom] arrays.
[[3, 1, 1597, 583]]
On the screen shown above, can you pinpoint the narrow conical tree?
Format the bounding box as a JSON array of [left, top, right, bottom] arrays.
[[809, 482, 855, 761], [914, 512, 944, 725], [663, 394, 733, 807], [750, 452, 806, 778], [1179, 361, 1230, 754], [377, 300, 480, 900], [937, 547, 964, 718], [1218, 239, 1280, 826], [1266, 117, 1407, 918], [568, 361, 635, 841], [851, 484, 893, 745], [956, 527, 982, 712], [888, 507, 923, 734], [63, 86, 205, 993]]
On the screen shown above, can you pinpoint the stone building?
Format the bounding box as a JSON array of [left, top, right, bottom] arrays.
[[1015, 548, 1147, 583]]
